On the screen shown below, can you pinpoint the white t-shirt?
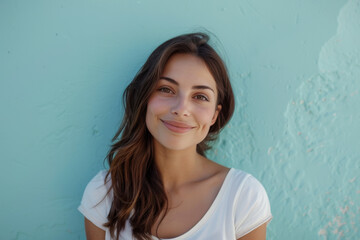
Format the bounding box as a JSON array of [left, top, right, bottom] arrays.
[[78, 168, 272, 240]]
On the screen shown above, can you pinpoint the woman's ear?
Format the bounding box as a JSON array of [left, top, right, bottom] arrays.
[[211, 104, 222, 125]]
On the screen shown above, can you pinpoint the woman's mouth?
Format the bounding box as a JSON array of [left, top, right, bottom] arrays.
[[161, 120, 194, 133]]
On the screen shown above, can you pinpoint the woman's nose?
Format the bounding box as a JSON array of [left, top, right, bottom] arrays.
[[171, 95, 190, 117]]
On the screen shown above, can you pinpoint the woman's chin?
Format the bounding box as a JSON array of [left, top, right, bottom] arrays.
[[154, 140, 197, 152]]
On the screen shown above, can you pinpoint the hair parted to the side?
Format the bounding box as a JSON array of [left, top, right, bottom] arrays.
[[104, 32, 235, 240]]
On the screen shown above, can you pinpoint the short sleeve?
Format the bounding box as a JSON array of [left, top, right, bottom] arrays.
[[234, 175, 272, 239], [78, 170, 111, 231]]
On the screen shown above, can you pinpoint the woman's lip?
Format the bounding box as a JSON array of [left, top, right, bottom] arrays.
[[161, 120, 194, 133]]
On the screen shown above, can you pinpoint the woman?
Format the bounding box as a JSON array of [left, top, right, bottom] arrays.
[[78, 32, 272, 240]]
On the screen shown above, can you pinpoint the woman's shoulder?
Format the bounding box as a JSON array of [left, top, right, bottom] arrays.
[[84, 170, 112, 201], [78, 170, 112, 231], [227, 168, 256, 189], [228, 168, 272, 238], [83, 170, 110, 197], [228, 168, 269, 203]]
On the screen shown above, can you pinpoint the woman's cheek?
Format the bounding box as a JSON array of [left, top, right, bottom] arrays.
[[197, 107, 216, 124], [148, 96, 167, 112]]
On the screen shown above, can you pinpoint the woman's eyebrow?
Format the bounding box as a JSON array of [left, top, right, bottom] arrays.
[[160, 76, 178, 85], [159, 76, 215, 93]]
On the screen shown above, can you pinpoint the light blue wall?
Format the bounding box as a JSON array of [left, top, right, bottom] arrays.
[[1, 0, 359, 239]]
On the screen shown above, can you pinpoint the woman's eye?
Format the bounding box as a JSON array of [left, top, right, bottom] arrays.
[[158, 87, 174, 94], [194, 95, 209, 101]]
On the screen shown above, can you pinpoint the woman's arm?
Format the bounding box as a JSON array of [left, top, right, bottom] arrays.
[[237, 222, 267, 240], [84, 217, 106, 240]]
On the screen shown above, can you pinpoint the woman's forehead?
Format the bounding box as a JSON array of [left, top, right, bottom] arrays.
[[160, 54, 217, 89]]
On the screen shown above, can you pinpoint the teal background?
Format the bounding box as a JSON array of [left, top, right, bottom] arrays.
[[1, 0, 359, 239]]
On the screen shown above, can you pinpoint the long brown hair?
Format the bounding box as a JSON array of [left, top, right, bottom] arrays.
[[104, 32, 235, 239]]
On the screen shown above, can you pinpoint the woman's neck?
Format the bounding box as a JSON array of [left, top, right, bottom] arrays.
[[153, 141, 208, 192]]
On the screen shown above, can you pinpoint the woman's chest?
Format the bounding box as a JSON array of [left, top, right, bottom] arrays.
[[150, 178, 225, 239]]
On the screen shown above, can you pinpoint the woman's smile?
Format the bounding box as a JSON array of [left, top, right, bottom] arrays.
[[161, 119, 195, 133]]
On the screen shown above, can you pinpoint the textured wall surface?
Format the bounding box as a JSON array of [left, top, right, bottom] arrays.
[[1, 0, 359, 239]]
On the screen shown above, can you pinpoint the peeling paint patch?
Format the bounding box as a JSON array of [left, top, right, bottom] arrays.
[[271, 0, 360, 238], [349, 177, 356, 183]]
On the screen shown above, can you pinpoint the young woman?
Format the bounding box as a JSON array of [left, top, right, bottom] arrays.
[[78, 33, 272, 240]]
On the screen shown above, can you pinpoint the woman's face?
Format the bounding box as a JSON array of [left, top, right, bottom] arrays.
[[146, 53, 221, 152]]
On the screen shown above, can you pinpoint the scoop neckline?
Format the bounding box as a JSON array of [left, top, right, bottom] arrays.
[[152, 168, 234, 240]]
